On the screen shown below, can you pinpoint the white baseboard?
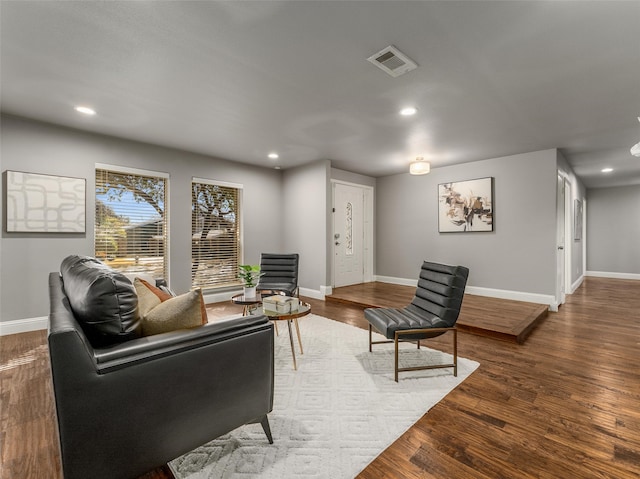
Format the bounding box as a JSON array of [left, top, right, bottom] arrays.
[[0, 285, 326, 336], [586, 271, 640, 280], [300, 287, 326, 300], [570, 275, 584, 294], [205, 287, 327, 303], [465, 286, 555, 308], [375, 275, 555, 308], [374, 275, 417, 287], [203, 289, 244, 304], [0, 316, 48, 336], [319, 285, 332, 298]]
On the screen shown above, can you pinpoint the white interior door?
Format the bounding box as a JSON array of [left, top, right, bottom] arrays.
[[556, 174, 566, 307], [564, 178, 572, 294], [333, 183, 365, 287]]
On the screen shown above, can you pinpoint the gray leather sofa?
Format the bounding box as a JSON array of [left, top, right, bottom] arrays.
[[48, 265, 274, 479]]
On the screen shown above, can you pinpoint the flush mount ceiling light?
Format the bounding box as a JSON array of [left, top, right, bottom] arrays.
[[268, 152, 279, 159], [601, 168, 613, 173], [74, 105, 96, 116], [410, 157, 430, 175], [631, 117, 640, 157], [400, 107, 417, 116]]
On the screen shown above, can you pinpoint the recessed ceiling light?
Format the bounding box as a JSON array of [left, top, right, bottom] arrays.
[[274, 166, 281, 170], [74, 106, 96, 116], [268, 152, 279, 159], [601, 168, 613, 173], [400, 107, 417, 116]]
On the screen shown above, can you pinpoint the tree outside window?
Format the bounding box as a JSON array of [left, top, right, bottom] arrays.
[[95, 168, 168, 279], [191, 180, 241, 289]]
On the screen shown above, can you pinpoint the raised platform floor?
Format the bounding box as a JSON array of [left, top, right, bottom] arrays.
[[325, 281, 549, 344]]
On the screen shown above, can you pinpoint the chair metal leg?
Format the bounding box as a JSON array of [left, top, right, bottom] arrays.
[[260, 415, 273, 444], [294, 318, 303, 354], [286, 319, 297, 370], [453, 328, 458, 377], [394, 333, 400, 382], [393, 327, 458, 381], [369, 324, 373, 352]]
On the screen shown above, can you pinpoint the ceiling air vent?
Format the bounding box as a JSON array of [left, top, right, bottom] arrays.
[[367, 45, 418, 77]]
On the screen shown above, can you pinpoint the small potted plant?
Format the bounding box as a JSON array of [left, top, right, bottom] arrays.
[[238, 264, 263, 298]]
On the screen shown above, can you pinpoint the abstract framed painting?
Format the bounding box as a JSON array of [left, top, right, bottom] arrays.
[[438, 177, 494, 233], [574, 199, 582, 240], [4, 170, 86, 233]]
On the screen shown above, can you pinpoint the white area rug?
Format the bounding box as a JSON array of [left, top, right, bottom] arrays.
[[169, 315, 479, 479]]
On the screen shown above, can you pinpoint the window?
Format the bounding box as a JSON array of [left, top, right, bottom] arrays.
[[191, 178, 242, 289], [346, 201, 353, 256], [95, 165, 168, 279]]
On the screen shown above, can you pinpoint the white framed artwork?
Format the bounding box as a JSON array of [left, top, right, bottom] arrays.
[[4, 170, 86, 233], [438, 177, 494, 233]]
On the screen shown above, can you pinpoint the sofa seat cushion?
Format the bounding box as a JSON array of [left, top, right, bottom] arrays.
[[364, 306, 450, 340], [256, 282, 297, 295], [60, 255, 141, 345]]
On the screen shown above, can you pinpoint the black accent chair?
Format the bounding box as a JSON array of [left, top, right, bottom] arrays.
[[364, 261, 469, 382], [48, 272, 275, 479], [256, 253, 299, 297]]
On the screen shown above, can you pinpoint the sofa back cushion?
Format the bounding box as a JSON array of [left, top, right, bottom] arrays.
[[60, 255, 141, 345]]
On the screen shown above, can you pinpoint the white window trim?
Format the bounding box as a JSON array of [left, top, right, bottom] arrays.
[[96, 163, 170, 179], [192, 177, 243, 190]]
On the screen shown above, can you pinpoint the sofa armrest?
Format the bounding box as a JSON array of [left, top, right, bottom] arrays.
[[94, 315, 271, 373]]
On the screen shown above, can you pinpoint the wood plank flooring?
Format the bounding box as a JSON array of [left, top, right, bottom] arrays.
[[327, 282, 549, 343], [1, 277, 639, 478]]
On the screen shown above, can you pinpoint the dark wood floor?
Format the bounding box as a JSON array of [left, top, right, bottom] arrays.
[[326, 282, 549, 343], [1, 277, 639, 478]]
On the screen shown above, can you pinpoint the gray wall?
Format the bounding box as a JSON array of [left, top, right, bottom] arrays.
[[586, 185, 640, 274], [283, 159, 331, 289], [0, 114, 283, 322], [376, 149, 558, 295]]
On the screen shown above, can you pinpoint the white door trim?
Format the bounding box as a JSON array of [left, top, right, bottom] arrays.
[[556, 173, 566, 306], [563, 176, 572, 295]]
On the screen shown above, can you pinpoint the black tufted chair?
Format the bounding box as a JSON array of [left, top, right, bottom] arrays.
[[256, 253, 299, 297], [364, 261, 469, 382]]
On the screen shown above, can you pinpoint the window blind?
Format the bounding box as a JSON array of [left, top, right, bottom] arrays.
[[95, 167, 168, 280], [191, 180, 242, 289]]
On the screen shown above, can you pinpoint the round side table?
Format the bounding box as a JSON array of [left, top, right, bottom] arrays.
[[231, 293, 263, 316], [263, 302, 311, 370]]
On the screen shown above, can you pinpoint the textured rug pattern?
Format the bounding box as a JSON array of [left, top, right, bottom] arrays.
[[170, 315, 479, 478]]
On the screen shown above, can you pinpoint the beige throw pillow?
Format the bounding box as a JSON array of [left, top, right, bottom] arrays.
[[134, 278, 162, 317], [141, 290, 204, 336]]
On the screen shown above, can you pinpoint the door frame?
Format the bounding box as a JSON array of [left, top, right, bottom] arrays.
[[556, 171, 573, 308], [563, 176, 572, 295], [331, 180, 374, 287]]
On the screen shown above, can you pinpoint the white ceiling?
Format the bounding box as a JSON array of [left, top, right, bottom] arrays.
[[2, 1, 639, 188]]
